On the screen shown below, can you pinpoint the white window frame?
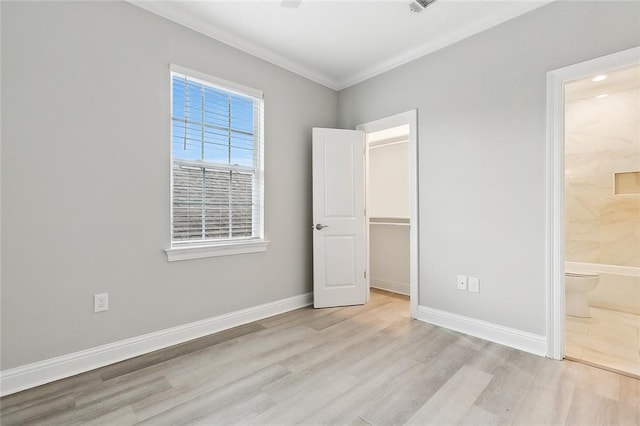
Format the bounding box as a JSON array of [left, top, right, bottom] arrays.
[[165, 64, 268, 261]]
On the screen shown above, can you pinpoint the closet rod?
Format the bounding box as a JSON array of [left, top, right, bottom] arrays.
[[369, 222, 410, 227]]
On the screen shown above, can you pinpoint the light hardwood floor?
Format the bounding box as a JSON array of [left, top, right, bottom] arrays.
[[2, 290, 639, 425]]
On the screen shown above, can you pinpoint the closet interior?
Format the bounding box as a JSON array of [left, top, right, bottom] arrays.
[[366, 125, 411, 297]]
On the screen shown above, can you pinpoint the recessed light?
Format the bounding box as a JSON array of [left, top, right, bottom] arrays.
[[596, 93, 609, 99], [592, 75, 607, 82]]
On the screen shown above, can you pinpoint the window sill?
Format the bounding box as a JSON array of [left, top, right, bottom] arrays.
[[165, 239, 270, 262]]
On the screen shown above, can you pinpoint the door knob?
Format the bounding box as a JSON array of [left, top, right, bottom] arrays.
[[315, 224, 329, 231]]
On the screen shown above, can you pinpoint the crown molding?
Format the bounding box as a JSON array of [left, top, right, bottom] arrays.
[[336, 1, 553, 90], [128, 0, 342, 89], [128, 1, 553, 92]]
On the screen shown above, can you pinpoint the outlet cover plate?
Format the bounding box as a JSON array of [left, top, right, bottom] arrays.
[[94, 293, 109, 312], [457, 275, 467, 291], [468, 277, 480, 293]]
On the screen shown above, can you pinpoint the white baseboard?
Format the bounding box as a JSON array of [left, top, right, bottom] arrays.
[[0, 292, 313, 397], [416, 305, 547, 357], [370, 279, 410, 296]]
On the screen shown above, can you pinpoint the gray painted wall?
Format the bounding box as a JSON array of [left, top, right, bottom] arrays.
[[338, 1, 640, 335], [1, 1, 337, 369], [3, 0, 639, 372]]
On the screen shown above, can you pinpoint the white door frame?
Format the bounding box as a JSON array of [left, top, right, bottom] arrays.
[[357, 110, 419, 319], [545, 46, 639, 360]]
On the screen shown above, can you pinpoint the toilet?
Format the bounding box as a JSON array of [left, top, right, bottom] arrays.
[[565, 271, 599, 318]]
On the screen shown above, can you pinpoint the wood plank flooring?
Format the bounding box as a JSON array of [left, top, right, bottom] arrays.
[[2, 290, 639, 425]]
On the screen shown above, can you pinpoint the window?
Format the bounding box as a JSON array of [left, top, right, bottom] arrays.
[[165, 65, 267, 261]]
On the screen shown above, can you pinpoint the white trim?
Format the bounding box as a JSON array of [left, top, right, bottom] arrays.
[[130, 1, 552, 91], [546, 66, 565, 361], [370, 279, 410, 296], [169, 66, 266, 252], [546, 46, 640, 361], [338, 2, 553, 90], [135, 2, 338, 89], [0, 291, 312, 397], [165, 239, 269, 261], [170, 63, 263, 98], [357, 110, 419, 319], [254, 96, 265, 239], [417, 305, 547, 357]]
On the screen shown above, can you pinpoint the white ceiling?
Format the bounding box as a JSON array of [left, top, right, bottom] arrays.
[[131, 0, 553, 90], [565, 64, 640, 102]]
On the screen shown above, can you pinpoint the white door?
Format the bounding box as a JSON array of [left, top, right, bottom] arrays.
[[312, 128, 366, 308]]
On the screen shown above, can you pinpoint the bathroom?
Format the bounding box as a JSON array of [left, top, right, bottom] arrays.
[[564, 64, 640, 377]]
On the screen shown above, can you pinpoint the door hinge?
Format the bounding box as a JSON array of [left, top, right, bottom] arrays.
[[364, 271, 367, 279]]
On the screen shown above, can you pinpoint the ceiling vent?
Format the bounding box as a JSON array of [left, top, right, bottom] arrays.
[[409, 0, 437, 13]]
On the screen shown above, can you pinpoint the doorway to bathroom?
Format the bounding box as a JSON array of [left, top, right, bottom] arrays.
[[546, 47, 640, 378]]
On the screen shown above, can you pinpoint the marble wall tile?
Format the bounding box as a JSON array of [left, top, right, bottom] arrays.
[[565, 86, 640, 267], [566, 240, 600, 264], [566, 223, 601, 242]]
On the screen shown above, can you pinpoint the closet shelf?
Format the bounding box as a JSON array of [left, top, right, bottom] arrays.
[[369, 217, 410, 226], [369, 138, 408, 149]]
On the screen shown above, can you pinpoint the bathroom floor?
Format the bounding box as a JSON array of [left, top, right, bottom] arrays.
[[565, 306, 640, 378]]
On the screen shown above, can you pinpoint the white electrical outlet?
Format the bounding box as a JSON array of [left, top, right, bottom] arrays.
[[94, 293, 109, 312], [468, 277, 480, 293], [457, 275, 467, 291]]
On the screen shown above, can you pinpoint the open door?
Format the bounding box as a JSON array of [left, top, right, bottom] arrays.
[[312, 128, 366, 308]]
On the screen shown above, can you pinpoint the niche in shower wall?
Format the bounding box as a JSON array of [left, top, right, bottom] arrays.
[[614, 171, 640, 195]]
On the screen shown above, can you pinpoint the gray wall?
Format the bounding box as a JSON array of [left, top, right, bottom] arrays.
[[1, 1, 337, 369], [3, 0, 639, 372], [338, 1, 640, 335]]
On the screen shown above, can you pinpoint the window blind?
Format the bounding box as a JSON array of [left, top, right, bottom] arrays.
[[170, 70, 264, 245]]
